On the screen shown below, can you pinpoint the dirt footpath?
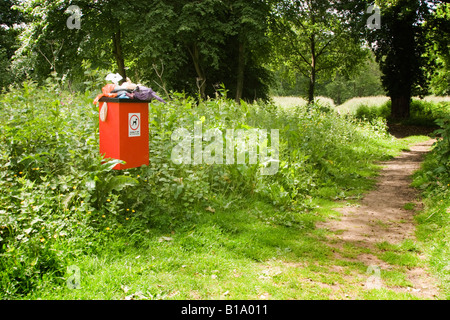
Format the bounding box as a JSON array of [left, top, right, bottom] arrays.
[[318, 139, 441, 299]]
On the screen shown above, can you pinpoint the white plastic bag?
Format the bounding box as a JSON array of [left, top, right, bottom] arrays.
[[105, 73, 123, 85]]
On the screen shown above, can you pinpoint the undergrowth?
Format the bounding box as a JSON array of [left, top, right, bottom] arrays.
[[354, 99, 450, 126], [412, 116, 450, 299]]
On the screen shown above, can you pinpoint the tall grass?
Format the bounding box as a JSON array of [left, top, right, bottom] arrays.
[[333, 96, 450, 126], [422, 96, 450, 104], [336, 96, 390, 115], [272, 96, 335, 110]]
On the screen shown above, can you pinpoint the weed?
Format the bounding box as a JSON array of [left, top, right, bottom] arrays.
[[404, 203, 416, 211]]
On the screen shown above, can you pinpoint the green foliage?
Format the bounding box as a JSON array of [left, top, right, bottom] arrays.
[[10, 0, 273, 101], [355, 103, 391, 122], [0, 80, 142, 297], [270, 56, 386, 104], [11, 0, 132, 85], [4, 0, 448, 108], [425, 3, 450, 96], [321, 55, 386, 105], [354, 98, 450, 126], [411, 113, 450, 298], [269, 0, 368, 102], [0, 0, 23, 91], [433, 117, 450, 174]]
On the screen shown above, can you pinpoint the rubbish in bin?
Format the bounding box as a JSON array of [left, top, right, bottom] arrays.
[[126, 86, 167, 104], [93, 75, 166, 104], [117, 93, 130, 99], [112, 79, 137, 96], [93, 84, 118, 104], [105, 73, 123, 85]]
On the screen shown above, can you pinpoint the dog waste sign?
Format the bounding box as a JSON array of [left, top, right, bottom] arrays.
[[129, 113, 141, 137]]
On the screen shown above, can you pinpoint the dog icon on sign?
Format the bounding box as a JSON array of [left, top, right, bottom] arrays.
[[129, 113, 141, 137]]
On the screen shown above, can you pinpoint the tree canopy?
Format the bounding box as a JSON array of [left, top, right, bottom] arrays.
[[1, 0, 449, 110], [269, 0, 370, 104]]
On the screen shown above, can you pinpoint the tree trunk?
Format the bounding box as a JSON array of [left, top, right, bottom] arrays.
[[189, 44, 206, 100], [308, 67, 316, 104], [391, 95, 411, 119], [112, 29, 126, 83], [308, 36, 316, 105], [235, 41, 245, 103], [336, 89, 341, 106]]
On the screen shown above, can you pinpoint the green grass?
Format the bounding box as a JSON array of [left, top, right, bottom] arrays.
[[404, 203, 416, 211], [382, 269, 413, 288], [375, 240, 423, 269], [24, 135, 434, 300], [25, 198, 333, 300], [25, 196, 431, 300], [379, 252, 421, 268], [412, 148, 450, 300]]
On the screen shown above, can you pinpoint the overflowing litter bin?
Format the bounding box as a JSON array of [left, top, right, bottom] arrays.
[[93, 75, 167, 170]]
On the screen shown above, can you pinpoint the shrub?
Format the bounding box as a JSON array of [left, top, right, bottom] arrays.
[[354, 98, 450, 125], [355, 103, 390, 122], [433, 117, 450, 176]]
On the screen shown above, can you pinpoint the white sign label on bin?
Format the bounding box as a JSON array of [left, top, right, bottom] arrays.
[[128, 113, 141, 137]]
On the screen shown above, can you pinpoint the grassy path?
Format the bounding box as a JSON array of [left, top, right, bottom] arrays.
[[317, 139, 441, 299]]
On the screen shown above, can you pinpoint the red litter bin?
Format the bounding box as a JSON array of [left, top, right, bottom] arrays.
[[98, 97, 150, 170]]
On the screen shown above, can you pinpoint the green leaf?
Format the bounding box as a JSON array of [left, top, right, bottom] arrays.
[[105, 176, 139, 193]]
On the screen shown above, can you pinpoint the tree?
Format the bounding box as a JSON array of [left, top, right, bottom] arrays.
[[271, 53, 386, 105], [425, 2, 450, 95], [322, 53, 385, 105], [128, 0, 273, 101], [269, 0, 368, 104], [225, 0, 272, 102], [366, 0, 439, 119], [12, 0, 135, 86], [0, 0, 23, 90], [175, 0, 231, 100]]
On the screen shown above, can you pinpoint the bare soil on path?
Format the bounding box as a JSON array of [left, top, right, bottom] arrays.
[[317, 139, 441, 299]]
